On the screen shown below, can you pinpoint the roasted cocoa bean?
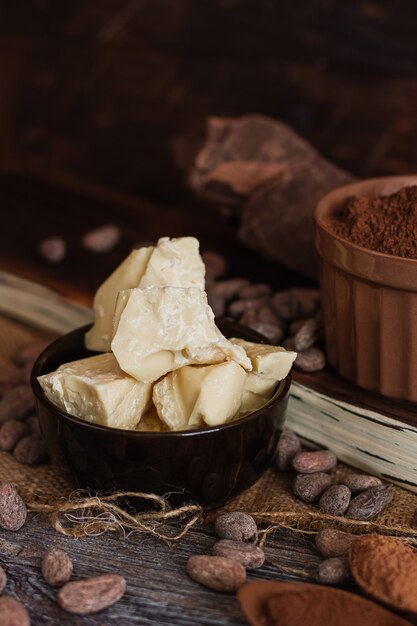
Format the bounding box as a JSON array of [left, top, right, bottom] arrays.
[[318, 485, 351, 516], [256, 306, 282, 326], [0, 365, 22, 395], [25, 415, 41, 434], [290, 288, 320, 316], [294, 347, 326, 372], [0, 385, 34, 423], [14, 434, 48, 465], [215, 512, 258, 543], [212, 539, 265, 570], [292, 450, 337, 474], [289, 319, 305, 336], [210, 279, 249, 301], [0, 596, 30, 626], [282, 337, 296, 351], [229, 296, 270, 318], [82, 224, 121, 254], [246, 321, 284, 344], [293, 317, 322, 351], [0, 420, 29, 451], [15, 341, 48, 366], [239, 284, 271, 300], [187, 555, 246, 592], [273, 289, 319, 321], [58, 574, 126, 615], [341, 474, 383, 494], [201, 250, 228, 279], [0, 566, 6, 593], [292, 473, 332, 503], [0, 483, 27, 531], [315, 529, 357, 558], [42, 548, 73, 587], [207, 290, 226, 318], [316, 557, 351, 585], [38, 236, 67, 263], [346, 485, 395, 520], [276, 428, 301, 471]]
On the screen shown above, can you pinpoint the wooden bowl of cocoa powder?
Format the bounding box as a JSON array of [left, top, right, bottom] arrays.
[[314, 175, 417, 402]]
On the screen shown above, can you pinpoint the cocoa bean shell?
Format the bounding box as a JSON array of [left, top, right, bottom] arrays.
[[346, 485, 395, 520], [187, 555, 246, 592], [212, 539, 265, 569], [58, 574, 126, 615]]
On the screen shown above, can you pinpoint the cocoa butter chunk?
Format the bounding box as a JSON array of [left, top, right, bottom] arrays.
[[58, 575, 126, 615], [293, 473, 332, 503], [315, 529, 357, 558], [341, 474, 383, 494], [187, 555, 246, 592], [292, 450, 337, 474], [316, 557, 351, 585], [212, 540, 265, 570], [276, 429, 301, 471], [215, 512, 258, 543], [0, 385, 34, 423], [14, 434, 48, 466], [0, 596, 30, 626], [0, 566, 7, 593], [346, 485, 395, 520], [0, 483, 27, 531], [42, 549, 73, 587], [318, 485, 351, 516]]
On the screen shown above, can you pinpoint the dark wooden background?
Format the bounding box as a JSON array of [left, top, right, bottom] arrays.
[[1, 0, 417, 207]]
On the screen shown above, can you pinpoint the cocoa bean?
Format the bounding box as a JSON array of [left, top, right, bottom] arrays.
[[293, 317, 322, 351], [291, 288, 320, 315], [256, 306, 283, 327], [0, 596, 30, 626], [215, 512, 258, 543], [0, 420, 29, 451], [15, 341, 48, 366], [212, 539, 265, 570], [341, 474, 383, 494], [0, 365, 22, 395], [246, 321, 284, 344], [58, 574, 126, 615], [316, 557, 351, 585], [25, 415, 41, 434], [346, 485, 395, 520], [0, 483, 27, 531], [318, 485, 351, 516], [14, 434, 48, 465], [273, 289, 319, 321], [283, 337, 296, 351], [294, 347, 326, 372], [229, 296, 270, 318], [289, 319, 305, 336], [0, 566, 6, 593], [292, 450, 337, 474], [19, 361, 34, 385], [275, 428, 301, 471], [201, 250, 228, 279], [293, 473, 332, 503], [315, 529, 357, 557], [207, 290, 226, 318], [38, 236, 66, 263], [210, 279, 249, 301], [42, 548, 73, 587], [239, 284, 271, 300], [0, 385, 34, 423], [82, 224, 121, 254], [187, 555, 246, 592]]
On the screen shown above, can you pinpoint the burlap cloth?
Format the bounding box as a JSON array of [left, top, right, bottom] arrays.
[[1, 315, 417, 541]]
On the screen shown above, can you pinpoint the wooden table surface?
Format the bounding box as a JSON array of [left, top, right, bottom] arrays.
[[0, 170, 412, 625]]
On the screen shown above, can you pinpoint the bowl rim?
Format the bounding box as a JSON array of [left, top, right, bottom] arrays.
[[314, 174, 417, 265], [31, 324, 292, 438]]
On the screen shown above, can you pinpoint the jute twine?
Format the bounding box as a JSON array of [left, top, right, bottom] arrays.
[[2, 315, 417, 544]]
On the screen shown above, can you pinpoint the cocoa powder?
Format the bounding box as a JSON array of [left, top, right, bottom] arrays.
[[238, 581, 410, 626], [349, 534, 417, 613], [330, 185, 417, 258]]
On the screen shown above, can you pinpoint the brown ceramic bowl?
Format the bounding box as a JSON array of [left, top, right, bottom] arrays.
[[31, 320, 290, 508], [315, 175, 417, 401]]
